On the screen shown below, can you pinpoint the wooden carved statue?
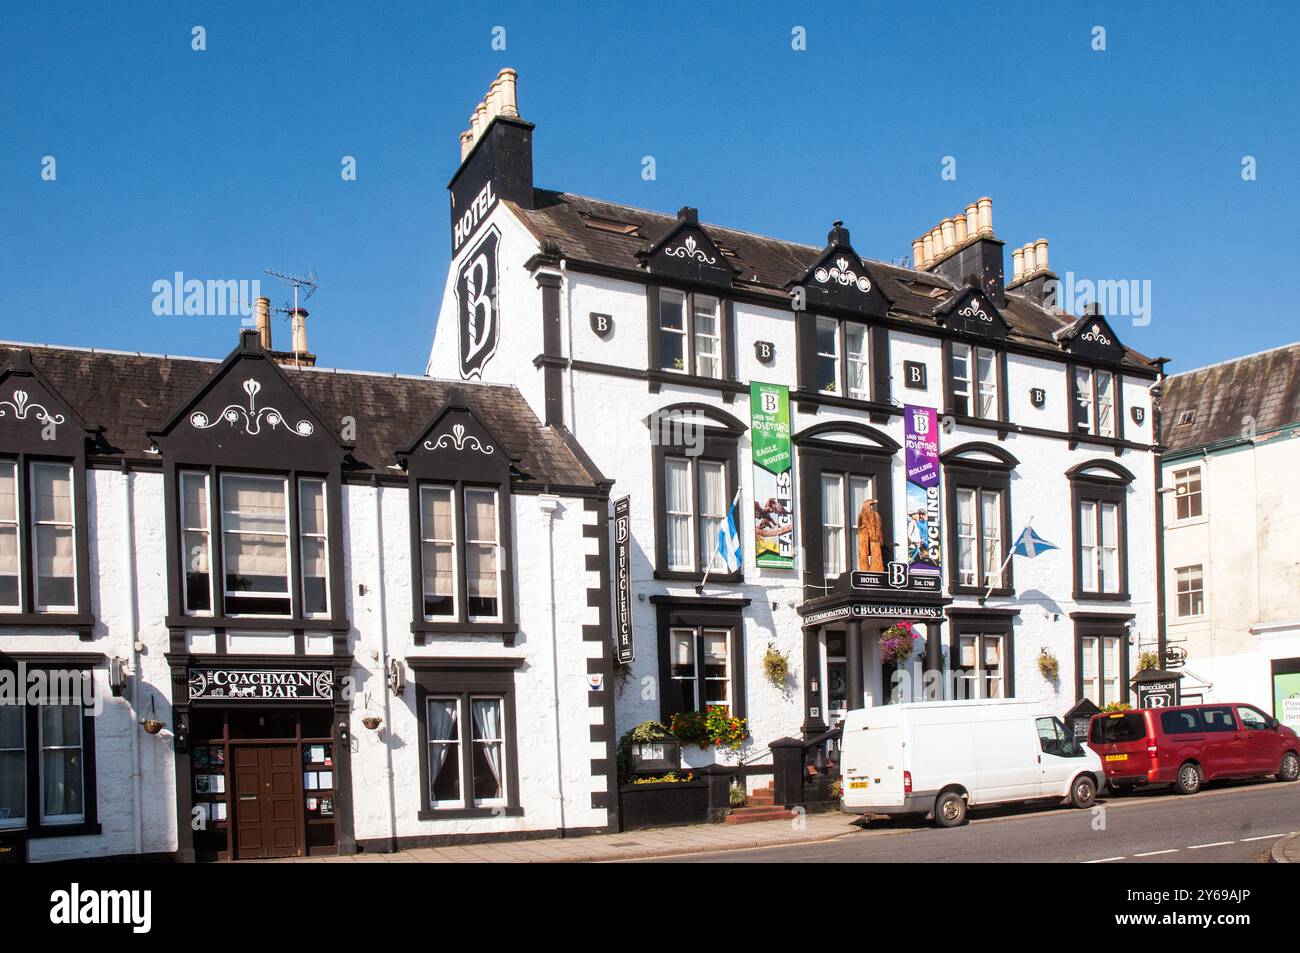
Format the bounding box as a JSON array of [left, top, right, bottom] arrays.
[[856, 498, 885, 572]]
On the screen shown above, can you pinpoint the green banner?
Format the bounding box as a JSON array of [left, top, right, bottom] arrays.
[[750, 382, 794, 568]]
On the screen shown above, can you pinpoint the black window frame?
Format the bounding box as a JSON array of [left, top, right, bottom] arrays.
[[0, 455, 91, 625], [1068, 362, 1125, 441], [948, 610, 1017, 700], [651, 407, 744, 583], [1068, 461, 1134, 602], [647, 285, 734, 384], [652, 598, 748, 723], [942, 445, 1018, 598], [942, 338, 1009, 425], [795, 312, 891, 414], [410, 658, 523, 820], [411, 479, 513, 629], [0, 656, 101, 838], [1072, 614, 1132, 707], [794, 422, 899, 597]]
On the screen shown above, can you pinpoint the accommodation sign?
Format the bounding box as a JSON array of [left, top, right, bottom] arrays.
[[188, 668, 334, 702], [750, 382, 795, 568], [613, 496, 634, 664], [802, 603, 944, 627], [903, 405, 942, 577]]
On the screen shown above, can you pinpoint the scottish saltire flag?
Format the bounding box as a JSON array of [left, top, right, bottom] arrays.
[[716, 500, 743, 572], [1012, 525, 1057, 558]]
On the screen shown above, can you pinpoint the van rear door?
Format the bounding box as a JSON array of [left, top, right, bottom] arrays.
[[1089, 711, 1150, 776]]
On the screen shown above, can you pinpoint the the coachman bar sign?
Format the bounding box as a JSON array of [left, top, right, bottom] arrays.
[[188, 667, 335, 702], [613, 497, 634, 664]]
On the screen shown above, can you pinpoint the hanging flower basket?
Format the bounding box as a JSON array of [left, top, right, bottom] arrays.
[[762, 644, 790, 687], [141, 719, 165, 735], [362, 715, 382, 731], [1038, 649, 1060, 682], [878, 621, 921, 666]]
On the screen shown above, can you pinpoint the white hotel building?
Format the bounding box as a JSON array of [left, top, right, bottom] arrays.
[[427, 70, 1164, 771]]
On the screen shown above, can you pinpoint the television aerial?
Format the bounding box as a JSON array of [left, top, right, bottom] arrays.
[[263, 268, 321, 367]]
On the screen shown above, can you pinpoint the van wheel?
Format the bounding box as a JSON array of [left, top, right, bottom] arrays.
[[1069, 775, 1097, 809], [1278, 751, 1300, 782], [1175, 762, 1202, 795], [934, 791, 967, 828]]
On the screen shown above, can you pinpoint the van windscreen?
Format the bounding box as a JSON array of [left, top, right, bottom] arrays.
[[1089, 712, 1146, 744]]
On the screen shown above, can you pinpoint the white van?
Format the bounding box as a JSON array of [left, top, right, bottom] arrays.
[[839, 700, 1105, 827]]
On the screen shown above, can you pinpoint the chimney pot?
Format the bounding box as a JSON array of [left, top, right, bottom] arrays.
[[921, 233, 934, 267], [290, 307, 309, 359], [459, 129, 474, 161], [485, 79, 501, 120], [954, 214, 967, 244], [471, 102, 487, 138], [1023, 243, 1037, 275], [929, 225, 943, 259], [1011, 246, 1025, 281], [1034, 238, 1049, 272], [940, 217, 956, 253], [497, 68, 520, 118], [977, 197, 993, 237], [964, 203, 978, 237], [254, 296, 272, 350], [911, 238, 925, 268]]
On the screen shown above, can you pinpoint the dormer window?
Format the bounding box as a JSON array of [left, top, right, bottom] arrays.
[[0, 460, 78, 614], [1073, 367, 1115, 437], [658, 290, 722, 379], [951, 343, 998, 419], [418, 484, 502, 621], [814, 318, 870, 400]]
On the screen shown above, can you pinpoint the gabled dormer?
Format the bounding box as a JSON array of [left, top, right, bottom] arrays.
[[934, 283, 1011, 340], [0, 349, 98, 457], [398, 393, 520, 642], [792, 222, 891, 318], [1055, 306, 1126, 364], [639, 207, 737, 288]]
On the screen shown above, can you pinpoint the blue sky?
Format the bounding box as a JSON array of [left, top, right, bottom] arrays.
[[2, 1, 1296, 375]]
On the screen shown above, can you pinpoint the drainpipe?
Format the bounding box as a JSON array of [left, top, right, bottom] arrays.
[[371, 478, 398, 852], [120, 462, 144, 857], [537, 493, 567, 835]]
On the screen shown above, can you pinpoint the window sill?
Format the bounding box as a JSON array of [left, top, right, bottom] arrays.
[[653, 569, 744, 584], [166, 614, 350, 632], [0, 612, 95, 637], [411, 621, 520, 646], [951, 585, 1015, 599], [794, 390, 900, 421], [13, 822, 103, 840], [417, 807, 523, 821], [1072, 591, 1132, 603]]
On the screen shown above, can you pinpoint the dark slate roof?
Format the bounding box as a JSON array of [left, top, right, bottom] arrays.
[[513, 190, 1156, 372], [1159, 343, 1300, 453], [1, 342, 601, 488]]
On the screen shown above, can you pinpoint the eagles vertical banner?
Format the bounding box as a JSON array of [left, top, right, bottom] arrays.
[[903, 405, 942, 575], [750, 382, 795, 568], [612, 497, 634, 664]]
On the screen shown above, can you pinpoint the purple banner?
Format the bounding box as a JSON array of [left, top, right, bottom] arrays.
[[903, 405, 942, 575]]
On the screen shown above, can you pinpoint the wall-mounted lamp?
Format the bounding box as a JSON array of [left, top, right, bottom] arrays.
[[109, 657, 127, 697], [387, 658, 406, 696]]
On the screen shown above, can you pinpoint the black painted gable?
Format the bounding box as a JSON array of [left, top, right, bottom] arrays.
[[399, 395, 515, 483], [793, 222, 891, 318], [1056, 312, 1127, 364], [0, 349, 98, 456], [639, 208, 737, 288], [934, 286, 1010, 340]]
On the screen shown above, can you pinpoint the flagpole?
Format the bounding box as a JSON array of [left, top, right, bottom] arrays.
[[983, 517, 1031, 603], [696, 485, 743, 595]]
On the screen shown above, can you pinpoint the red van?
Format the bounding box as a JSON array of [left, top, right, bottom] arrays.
[[1088, 703, 1300, 794]]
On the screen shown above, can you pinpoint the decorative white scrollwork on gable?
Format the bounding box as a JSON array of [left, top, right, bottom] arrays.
[[190, 378, 314, 437], [662, 234, 717, 265], [424, 422, 495, 456], [958, 298, 994, 323], [0, 389, 65, 426], [814, 256, 871, 293], [1080, 324, 1112, 345]]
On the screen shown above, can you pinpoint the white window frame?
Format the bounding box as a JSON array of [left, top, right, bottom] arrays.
[[30, 461, 78, 613], [698, 461, 726, 573], [952, 343, 998, 420], [464, 487, 502, 623], [1081, 635, 1124, 705], [1175, 564, 1205, 619], [297, 478, 330, 619], [180, 471, 214, 616], [692, 294, 721, 379], [1074, 367, 1116, 437], [425, 695, 463, 808], [821, 472, 846, 578], [665, 458, 696, 572], [700, 628, 732, 714], [669, 626, 733, 714], [0, 459, 20, 614], [845, 323, 870, 401], [1079, 498, 1121, 595], [1171, 465, 1203, 522], [219, 472, 292, 618], [419, 485, 459, 621], [816, 316, 841, 395], [957, 633, 1005, 700], [660, 289, 723, 380], [659, 288, 688, 374], [956, 486, 1004, 589], [38, 703, 85, 825], [469, 695, 508, 808]]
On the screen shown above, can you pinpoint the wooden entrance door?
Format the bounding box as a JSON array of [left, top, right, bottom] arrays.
[[233, 745, 302, 859]]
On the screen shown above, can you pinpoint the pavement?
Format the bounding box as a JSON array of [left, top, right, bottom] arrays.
[[1270, 830, 1300, 863], [274, 810, 860, 864]]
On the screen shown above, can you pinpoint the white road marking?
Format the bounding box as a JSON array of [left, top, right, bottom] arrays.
[[1240, 833, 1290, 842], [1084, 856, 1126, 863], [1134, 849, 1179, 857], [1187, 841, 1235, 849]]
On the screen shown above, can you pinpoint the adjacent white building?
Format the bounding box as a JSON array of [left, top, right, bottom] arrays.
[[1158, 343, 1300, 726], [427, 70, 1163, 775]]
